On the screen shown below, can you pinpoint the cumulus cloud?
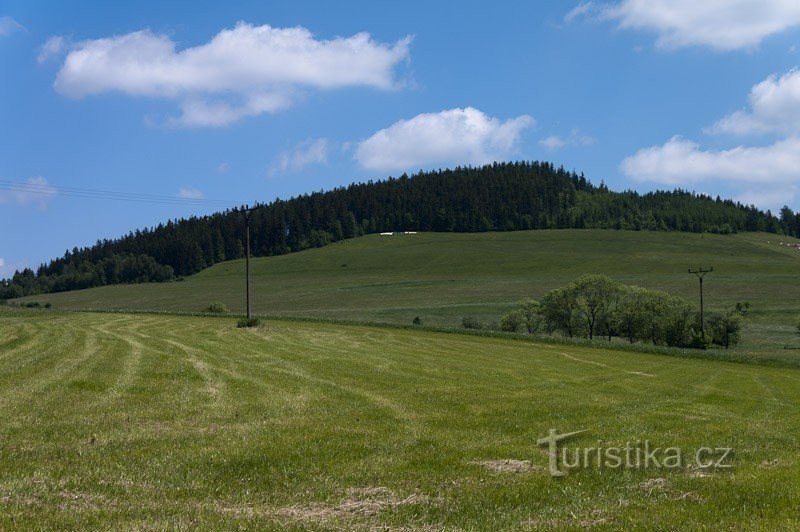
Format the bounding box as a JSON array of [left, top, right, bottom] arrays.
[[0, 177, 57, 209], [621, 136, 800, 209], [709, 69, 800, 135], [177, 187, 204, 200], [53, 23, 411, 127], [355, 107, 534, 171], [271, 138, 330, 175], [0, 16, 24, 38], [570, 1, 800, 51], [539, 129, 595, 151]]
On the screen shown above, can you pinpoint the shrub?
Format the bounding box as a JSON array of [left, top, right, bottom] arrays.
[[461, 316, 482, 330], [795, 316, 800, 335], [689, 330, 711, 350], [44, 303, 52, 309], [202, 302, 229, 314], [500, 309, 524, 332], [484, 320, 500, 332], [412, 316, 422, 325], [707, 310, 743, 349], [24, 301, 41, 308], [237, 317, 261, 328]]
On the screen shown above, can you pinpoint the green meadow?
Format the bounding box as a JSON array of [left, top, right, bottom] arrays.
[[17, 230, 800, 354], [0, 310, 798, 529]]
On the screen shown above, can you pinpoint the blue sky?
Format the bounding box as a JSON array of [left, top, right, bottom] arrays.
[[2, 0, 800, 276]]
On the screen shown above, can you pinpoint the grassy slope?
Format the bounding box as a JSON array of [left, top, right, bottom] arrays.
[[0, 310, 798, 528], [16, 229, 800, 352]]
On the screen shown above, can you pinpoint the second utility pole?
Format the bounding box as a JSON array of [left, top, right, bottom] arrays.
[[689, 267, 713, 339]]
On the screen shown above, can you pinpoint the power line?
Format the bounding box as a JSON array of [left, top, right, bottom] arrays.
[[0, 179, 247, 208]]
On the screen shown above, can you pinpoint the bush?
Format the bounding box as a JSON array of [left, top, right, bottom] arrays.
[[24, 301, 41, 308], [202, 302, 229, 314], [237, 317, 261, 328], [689, 330, 711, 350], [707, 310, 743, 349], [461, 316, 482, 330], [44, 303, 52, 309], [795, 317, 800, 335], [500, 309, 524, 332], [412, 316, 422, 325]]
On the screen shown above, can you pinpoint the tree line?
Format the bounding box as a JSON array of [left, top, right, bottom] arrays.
[[3, 161, 799, 300], [478, 274, 745, 349]]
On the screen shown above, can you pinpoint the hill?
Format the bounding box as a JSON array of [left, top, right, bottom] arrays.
[[1, 310, 798, 528], [16, 229, 800, 353], [4, 161, 799, 300]]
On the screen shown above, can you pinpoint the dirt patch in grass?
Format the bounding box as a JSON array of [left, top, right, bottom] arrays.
[[640, 477, 704, 503], [276, 486, 432, 524], [472, 459, 546, 473]]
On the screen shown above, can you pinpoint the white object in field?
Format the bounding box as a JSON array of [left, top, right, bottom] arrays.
[[380, 232, 394, 236], [403, 231, 417, 234]]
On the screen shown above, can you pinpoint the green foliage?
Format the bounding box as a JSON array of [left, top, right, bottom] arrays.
[[201, 302, 229, 314], [537, 276, 702, 348], [412, 316, 422, 325], [461, 316, 482, 330], [500, 309, 524, 332], [707, 310, 744, 349], [690, 330, 712, 350], [24, 301, 42, 308], [237, 317, 261, 328], [796, 317, 800, 335], [501, 299, 541, 333]]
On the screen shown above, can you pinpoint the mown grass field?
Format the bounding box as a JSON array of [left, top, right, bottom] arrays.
[[17, 230, 800, 354], [0, 310, 798, 528]]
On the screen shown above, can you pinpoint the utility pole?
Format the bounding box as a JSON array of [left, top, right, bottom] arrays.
[[242, 205, 261, 320], [689, 267, 713, 339]]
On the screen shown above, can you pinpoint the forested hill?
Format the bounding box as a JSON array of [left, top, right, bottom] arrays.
[[4, 161, 799, 299]]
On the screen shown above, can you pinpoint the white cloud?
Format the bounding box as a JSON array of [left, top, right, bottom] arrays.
[[709, 69, 800, 135], [355, 107, 534, 171], [177, 187, 204, 200], [37, 36, 67, 63], [0, 258, 29, 279], [564, 2, 599, 23], [575, 1, 800, 51], [0, 16, 24, 37], [539, 129, 595, 151], [0, 177, 57, 209], [736, 187, 798, 209], [271, 138, 330, 175], [53, 23, 411, 127], [622, 66, 800, 210], [621, 135, 800, 209], [216, 162, 229, 174]]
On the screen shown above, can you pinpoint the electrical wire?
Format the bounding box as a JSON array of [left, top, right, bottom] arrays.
[[0, 179, 248, 208]]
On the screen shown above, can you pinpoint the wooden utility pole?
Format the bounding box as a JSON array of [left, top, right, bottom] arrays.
[[689, 267, 713, 338], [242, 205, 261, 320]]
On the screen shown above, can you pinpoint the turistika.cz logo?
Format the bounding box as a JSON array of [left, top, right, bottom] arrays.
[[537, 429, 733, 477]]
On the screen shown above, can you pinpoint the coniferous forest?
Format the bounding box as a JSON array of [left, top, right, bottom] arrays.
[[3, 161, 799, 299]]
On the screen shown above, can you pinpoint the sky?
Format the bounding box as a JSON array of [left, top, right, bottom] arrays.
[[2, 0, 800, 276]]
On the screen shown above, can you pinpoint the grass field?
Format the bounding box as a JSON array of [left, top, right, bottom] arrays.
[[0, 309, 798, 528], [17, 229, 800, 354]]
